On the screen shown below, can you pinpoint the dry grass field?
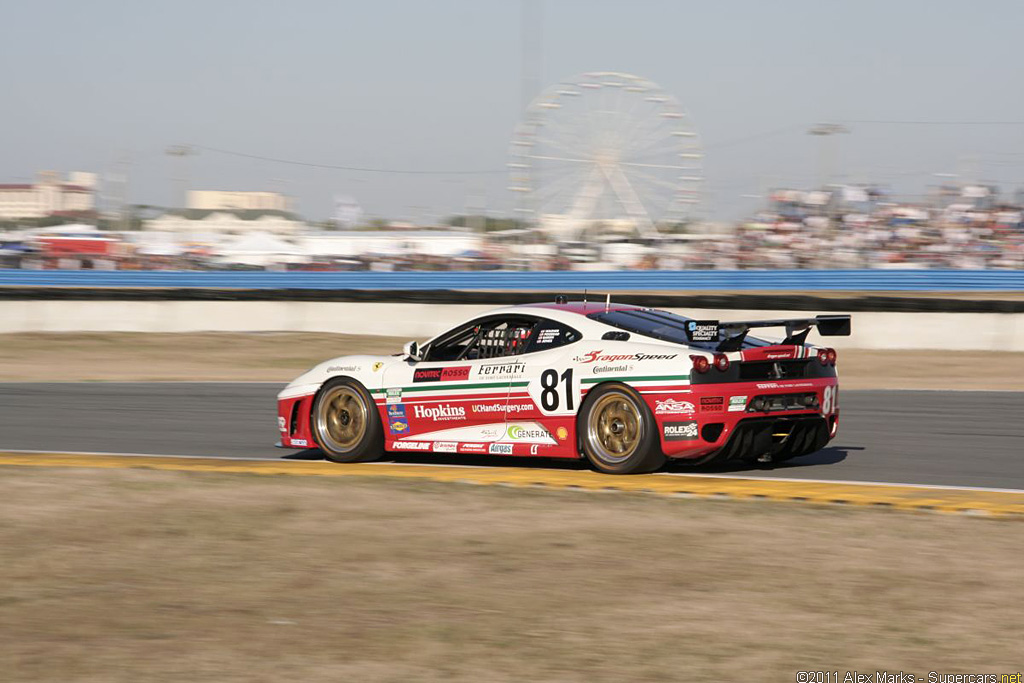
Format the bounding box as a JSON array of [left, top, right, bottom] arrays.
[[2, 332, 1023, 389], [1, 466, 1021, 682]]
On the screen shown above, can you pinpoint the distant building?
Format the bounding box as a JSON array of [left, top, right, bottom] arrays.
[[144, 209, 306, 239], [186, 190, 292, 212], [0, 171, 97, 219]]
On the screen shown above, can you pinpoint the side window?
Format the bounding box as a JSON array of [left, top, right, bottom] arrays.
[[524, 320, 581, 354], [425, 317, 538, 362]]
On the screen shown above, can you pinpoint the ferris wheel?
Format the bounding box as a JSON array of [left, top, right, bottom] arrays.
[[509, 72, 703, 238]]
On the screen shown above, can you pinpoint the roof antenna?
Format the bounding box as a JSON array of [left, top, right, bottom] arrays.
[[605, 292, 611, 312]]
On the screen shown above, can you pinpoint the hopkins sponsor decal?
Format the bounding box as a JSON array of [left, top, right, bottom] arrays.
[[392, 441, 431, 451], [327, 365, 360, 373], [412, 366, 471, 383], [413, 404, 466, 421], [387, 403, 409, 434], [432, 441, 458, 453], [489, 443, 514, 455], [385, 387, 402, 404], [684, 320, 719, 342], [277, 416, 287, 431], [290, 438, 309, 447], [654, 398, 695, 415], [727, 396, 748, 412], [574, 350, 679, 364], [700, 396, 724, 412], [663, 421, 699, 441], [477, 361, 525, 378]]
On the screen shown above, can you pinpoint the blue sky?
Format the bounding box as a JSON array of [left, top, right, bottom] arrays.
[[3, 0, 1023, 221]]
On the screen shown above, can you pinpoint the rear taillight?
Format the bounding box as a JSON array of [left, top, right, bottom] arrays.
[[817, 349, 830, 365], [712, 353, 730, 372], [690, 354, 710, 374], [826, 348, 837, 366]]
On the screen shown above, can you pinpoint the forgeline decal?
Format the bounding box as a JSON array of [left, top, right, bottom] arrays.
[[477, 361, 525, 377], [290, 438, 309, 447], [412, 404, 466, 421], [700, 396, 724, 412], [574, 350, 679, 364], [432, 441, 458, 453], [385, 388, 402, 404], [277, 416, 287, 431], [387, 403, 409, 434], [728, 396, 747, 412], [489, 443, 513, 455], [412, 366, 471, 383], [555, 426, 568, 441], [654, 398, 695, 415], [663, 421, 699, 441], [391, 441, 431, 451]]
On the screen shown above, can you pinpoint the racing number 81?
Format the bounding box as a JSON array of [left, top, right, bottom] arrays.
[[822, 385, 837, 414], [540, 368, 574, 412]]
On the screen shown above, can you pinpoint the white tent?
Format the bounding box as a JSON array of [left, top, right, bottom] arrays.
[[214, 231, 306, 267]]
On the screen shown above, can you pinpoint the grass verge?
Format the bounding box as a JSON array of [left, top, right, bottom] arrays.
[[1, 466, 1020, 682]]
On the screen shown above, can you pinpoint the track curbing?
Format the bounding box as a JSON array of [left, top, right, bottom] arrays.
[[1, 451, 1023, 518]]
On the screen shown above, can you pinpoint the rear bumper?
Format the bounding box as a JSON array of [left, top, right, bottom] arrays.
[[646, 378, 840, 461]]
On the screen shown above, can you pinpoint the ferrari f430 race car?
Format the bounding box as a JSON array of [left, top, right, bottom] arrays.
[[277, 300, 851, 474]]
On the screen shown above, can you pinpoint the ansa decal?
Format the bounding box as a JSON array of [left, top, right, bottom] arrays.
[[413, 404, 466, 421], [574, 350, 678, 363], [413, 366, 471, 383], [654, 398, 695, 415]]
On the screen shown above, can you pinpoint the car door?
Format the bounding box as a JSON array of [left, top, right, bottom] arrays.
[[380, 315, 537, 452]]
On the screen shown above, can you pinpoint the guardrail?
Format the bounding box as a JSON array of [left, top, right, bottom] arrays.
[[1, 269, 1023, 291]]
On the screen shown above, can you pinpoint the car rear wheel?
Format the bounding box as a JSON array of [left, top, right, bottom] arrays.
[[312, 378, 383, 463], [579, 383, 665, 474]]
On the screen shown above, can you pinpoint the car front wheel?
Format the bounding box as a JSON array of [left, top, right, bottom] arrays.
[[312, 378, 383, 463]]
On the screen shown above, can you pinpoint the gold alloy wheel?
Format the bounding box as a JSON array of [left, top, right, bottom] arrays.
[[586, 392, 643, 464], [315, 385, 368, 454]]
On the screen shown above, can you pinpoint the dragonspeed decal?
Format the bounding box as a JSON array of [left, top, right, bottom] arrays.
[[654, 398, 695, 415], [412, 366, 471, 383], [573, 350, 679, 364]]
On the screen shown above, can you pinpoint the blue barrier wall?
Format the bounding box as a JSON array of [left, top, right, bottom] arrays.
[[0, 269, 1022, 291]]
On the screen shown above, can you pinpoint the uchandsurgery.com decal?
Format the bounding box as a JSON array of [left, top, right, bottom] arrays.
[[412, 366, 471, 383], [654, 398, 694, 415], [471, 402, 535, 414], [574, 350, 678, 364], [412, 404, 466, 421]]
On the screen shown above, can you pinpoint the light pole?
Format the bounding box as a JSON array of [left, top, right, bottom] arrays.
[[165, 144, 197, 209], [807, 124, 849, 188]]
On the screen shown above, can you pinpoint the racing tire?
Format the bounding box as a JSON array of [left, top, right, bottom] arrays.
[[311, 378, 383, 463], [578, 383, 665, 474]]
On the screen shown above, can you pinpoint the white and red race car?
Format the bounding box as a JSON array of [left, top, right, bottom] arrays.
[[277, 300, 850, 474]]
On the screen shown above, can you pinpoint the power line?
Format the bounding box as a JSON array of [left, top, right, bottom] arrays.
[[191, 144, 507, 175], [847, 119, 1024, 126]]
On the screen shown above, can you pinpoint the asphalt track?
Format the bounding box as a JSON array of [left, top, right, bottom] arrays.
[[1, 383, 1022, 490]]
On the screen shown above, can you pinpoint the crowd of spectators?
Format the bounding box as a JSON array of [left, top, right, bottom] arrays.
[[685, 186, 1024, 270]]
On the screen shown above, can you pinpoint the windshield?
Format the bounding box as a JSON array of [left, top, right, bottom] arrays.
[[587, 309, 771, 351]]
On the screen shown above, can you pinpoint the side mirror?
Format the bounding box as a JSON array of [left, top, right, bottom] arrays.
[[403, 340, 422, 362]]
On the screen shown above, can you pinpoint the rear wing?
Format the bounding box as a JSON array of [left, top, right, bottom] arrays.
[[685, 315, 852, 351]]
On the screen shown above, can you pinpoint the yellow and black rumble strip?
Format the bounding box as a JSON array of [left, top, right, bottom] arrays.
[[1, 452, 1022, 518]]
